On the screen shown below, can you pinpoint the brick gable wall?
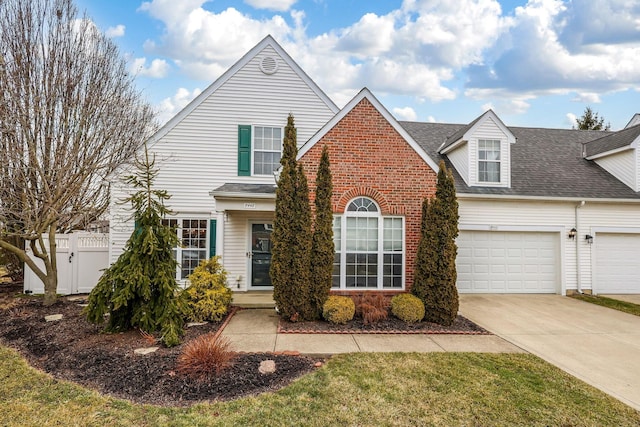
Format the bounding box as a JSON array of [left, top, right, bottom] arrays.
[[299, 98, 438, 292]]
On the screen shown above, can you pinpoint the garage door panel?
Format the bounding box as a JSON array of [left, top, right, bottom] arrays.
[[456, 230, 559, 293], [595, 233, 640, 294]]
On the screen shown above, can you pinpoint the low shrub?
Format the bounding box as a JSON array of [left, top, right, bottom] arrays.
[[391, 293, 425, 323], [323, 295, 355, 324], [177, 333, 236, 381], [352, 294, 389, 325], [184, 256, 233, 322]]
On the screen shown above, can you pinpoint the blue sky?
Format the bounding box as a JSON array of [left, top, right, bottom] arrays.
[[77, 0, 640, 130]]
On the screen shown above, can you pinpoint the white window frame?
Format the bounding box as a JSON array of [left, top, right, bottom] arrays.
[[478, 139, 501, 183], [333, 197, 405, 290], [252, 125, 283, 176], [162, 217, 209, 282]]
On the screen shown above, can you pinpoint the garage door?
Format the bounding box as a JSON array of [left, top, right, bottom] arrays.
[[594, 233, 640, 294], [456, 231, 559, 293]]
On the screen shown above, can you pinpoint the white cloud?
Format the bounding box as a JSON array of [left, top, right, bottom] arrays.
[[135, 0, 509, 106], [466, 0, 640, 104], [138, 1, 291, 80], [133, 0, 640, 120], [572, 93, 601, 103], [156, 87, 202, 125], [393, 107, 417, 121], [244, 0, 297, 12], [130, 57, 170, 78], [566, 112, 578, 127], [426, 115, 436, 123], [105, 24, 125, 38], [480, 95, 532, 116]]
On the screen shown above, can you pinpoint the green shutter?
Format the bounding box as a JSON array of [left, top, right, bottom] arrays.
[[238, 125, 251, 176], [209, 219, 217, 257]]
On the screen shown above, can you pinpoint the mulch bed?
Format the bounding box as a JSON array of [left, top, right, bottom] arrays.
[[0, 283, 489, 407], [0, 292, 317, 406], [278, 315, 490, 335]]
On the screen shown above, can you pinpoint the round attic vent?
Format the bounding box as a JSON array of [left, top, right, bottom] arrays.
[[259, 56, 278, 75]]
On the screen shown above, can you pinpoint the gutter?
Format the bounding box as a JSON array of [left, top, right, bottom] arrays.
[[575, 201, 585, 294], [457, 193, 640, 204]]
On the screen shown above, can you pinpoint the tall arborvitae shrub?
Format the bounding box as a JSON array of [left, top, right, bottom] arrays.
[[271, 114, 313, 320], [412, 160, 459, 326], [309, 145, 334, 319], [85, 145, 186, 346]]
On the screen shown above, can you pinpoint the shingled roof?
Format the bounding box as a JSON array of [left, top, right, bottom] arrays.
[[583, 123, 640, 158], [400, 121, 640, 200]]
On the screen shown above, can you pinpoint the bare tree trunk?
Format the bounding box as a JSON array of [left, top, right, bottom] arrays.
[[43, 223, 58, 306]]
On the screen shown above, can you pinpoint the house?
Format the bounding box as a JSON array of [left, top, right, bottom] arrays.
[[401, 113, 640, 295], [106, 35, 640, 297], [108, 35, 338, 290]]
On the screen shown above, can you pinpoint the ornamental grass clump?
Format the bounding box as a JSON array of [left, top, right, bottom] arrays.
[[353, 294, 389, 325], [322, 295, 355, 324], [391, 293, 425, 323], [184, 256, 232, 322], [176, 333, 236, 381]]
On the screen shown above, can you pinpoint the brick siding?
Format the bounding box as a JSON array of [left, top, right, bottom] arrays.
[[299, 97, 437, 292]]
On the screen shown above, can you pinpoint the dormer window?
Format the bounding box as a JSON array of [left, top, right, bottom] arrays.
[[478, 139, 501, 183]]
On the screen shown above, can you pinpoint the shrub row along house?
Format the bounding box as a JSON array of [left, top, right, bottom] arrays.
[[107, 35, 640, 297]]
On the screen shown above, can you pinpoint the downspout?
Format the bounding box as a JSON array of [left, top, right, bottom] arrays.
[[575, 201, 585, 294]]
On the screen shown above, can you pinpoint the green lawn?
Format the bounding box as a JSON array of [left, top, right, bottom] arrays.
[[571, 294, 640, 317], [1, 346, 638, 426]]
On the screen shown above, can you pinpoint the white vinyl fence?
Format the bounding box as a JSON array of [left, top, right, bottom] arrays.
[[24, 232, 109, 295]]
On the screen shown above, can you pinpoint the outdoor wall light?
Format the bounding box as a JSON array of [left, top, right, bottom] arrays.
[[585, 234, 593, 244], [568, 228, 577, 239]]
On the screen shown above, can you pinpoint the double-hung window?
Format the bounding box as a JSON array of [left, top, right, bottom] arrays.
[[237, 125, 283, 176], [478, 139, 501, 183], [162, 218, 209, 280], [332, 197, 404, 289], [253, 126, 282, 175]]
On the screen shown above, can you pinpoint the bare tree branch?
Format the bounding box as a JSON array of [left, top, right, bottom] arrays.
[[0, 0, 157, 305]]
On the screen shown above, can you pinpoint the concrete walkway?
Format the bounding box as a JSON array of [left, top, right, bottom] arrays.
[[221, 309, 522, 357], [459, 294, 640, 411]]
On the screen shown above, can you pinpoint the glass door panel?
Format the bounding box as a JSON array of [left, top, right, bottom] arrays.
[[251, 223, 273, 287]]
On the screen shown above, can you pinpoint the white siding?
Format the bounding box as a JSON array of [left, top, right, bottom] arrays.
[[459, 198, 640, 294], [447, 143, 469, 184], [459, 198, 575, 293], [594, 149, 636, 191], [468, 117, 511, 187], [579, 203, 640, 291], [222, 211, 274, 291], [636, 149, 640, 192], [109, 44, 336, 264]]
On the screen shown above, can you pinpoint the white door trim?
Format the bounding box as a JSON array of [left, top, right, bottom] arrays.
[[247, 220, 274, 290]]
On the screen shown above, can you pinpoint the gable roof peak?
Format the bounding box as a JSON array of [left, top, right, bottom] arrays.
[[146, 34, 338, 146], [298, 87, 440, 172], [439, 109, 514, 154], [625, 113, 640, 129]]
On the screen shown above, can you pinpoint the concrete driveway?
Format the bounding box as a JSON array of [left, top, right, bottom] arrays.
[[460, 294, 640, 411]]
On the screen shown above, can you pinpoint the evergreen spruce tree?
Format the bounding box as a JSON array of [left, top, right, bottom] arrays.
[[309, 145, 334, 319], [412, 160, 459, 326], [85, 145, 186, 346], [271, 114, 313, 320]]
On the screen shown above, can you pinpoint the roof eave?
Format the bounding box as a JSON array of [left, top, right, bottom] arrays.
[[457, 192, 640, 203]]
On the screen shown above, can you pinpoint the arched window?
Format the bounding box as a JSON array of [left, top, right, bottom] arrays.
[[332, 197, 404, 289]]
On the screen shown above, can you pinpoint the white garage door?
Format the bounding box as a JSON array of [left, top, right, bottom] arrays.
[[594, 233, 640, 294], [456, 230, 559, 293]]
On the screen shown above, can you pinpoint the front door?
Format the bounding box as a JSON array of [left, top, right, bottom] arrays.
[[250, 223, 273, 287]]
